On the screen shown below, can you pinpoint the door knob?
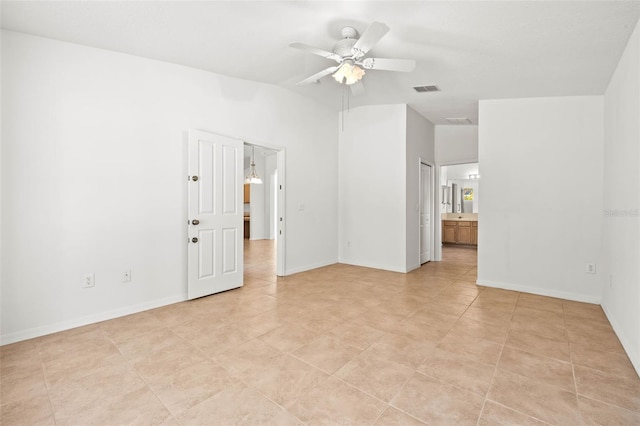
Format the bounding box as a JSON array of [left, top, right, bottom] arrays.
[[191, 219, 200, 225], [192, 237, 198, 243]]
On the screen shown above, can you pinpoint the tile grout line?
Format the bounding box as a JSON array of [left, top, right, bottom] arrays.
[[475, 292, 519, 426], [563, 301, 586, 425]]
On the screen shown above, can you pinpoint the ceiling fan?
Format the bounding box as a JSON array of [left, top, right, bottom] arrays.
[[290, 22, 416, 93]]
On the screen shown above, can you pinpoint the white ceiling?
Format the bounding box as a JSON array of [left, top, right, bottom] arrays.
[[444, 163, 479, 181], [2, 1, 639, 124]]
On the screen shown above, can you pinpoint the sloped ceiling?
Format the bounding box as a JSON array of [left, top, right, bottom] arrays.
[[2, 1, 639, 124]]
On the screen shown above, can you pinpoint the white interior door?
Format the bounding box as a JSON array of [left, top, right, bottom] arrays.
[[420, 163, 432, 264], [188, 130, 243, 299]]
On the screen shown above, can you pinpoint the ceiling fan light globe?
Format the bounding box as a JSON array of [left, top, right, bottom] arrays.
[[332, 63, 350, 83]]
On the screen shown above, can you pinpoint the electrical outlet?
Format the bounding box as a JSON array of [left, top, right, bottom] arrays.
[[347, 241, 351, 247], [122, 270, 131, 283], [586, 263, 596, 274], [609, 275, 613, 288], [82, 273, 95, 288]]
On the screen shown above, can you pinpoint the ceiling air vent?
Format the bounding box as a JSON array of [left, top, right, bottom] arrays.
[[445, 117, 472, 125], [413, 85, 440, 93]]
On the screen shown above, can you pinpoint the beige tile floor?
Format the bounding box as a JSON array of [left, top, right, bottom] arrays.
[[2, 241, 640, 425]]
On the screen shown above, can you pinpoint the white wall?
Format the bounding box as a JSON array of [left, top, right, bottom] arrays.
[[405, 106, 435, 271], [435, 125, 479, 165], [338, 105, 407, 272], [602, 19, 640, 375], [1, 31, 339, 343], [478, 96, 604, 303]]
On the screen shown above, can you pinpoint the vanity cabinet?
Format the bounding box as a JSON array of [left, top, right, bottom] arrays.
[[443, 222, 458, 243], [471, 222, 478, 245], [457, 221, 472, 244], [442, 221, 478, 246]]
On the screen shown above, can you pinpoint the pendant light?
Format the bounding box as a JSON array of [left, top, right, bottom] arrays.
[[245, 146, 263, 184]]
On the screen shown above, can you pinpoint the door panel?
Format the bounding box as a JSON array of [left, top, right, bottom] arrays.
[[188, 130, 243, 299], [222, 228, 238, 273]]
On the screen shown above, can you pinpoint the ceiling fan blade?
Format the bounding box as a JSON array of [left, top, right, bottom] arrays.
[[289, 42, 342, 62], [350, 81, 365, 96], [360, 58, 416, 72], [353, 22, 390, 57], [296, 66, 339, 85]]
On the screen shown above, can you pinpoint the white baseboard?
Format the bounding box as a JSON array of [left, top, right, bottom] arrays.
[[601, 304, 640, 378], [0, 294, 187, 346], [285, 259, 338, 276], [406, 262, 421, 273], [476, 279, 602, 304], [337, 258, 407, 274]]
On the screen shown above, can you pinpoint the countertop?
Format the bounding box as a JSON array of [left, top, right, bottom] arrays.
[[443, 218, 478, 222]]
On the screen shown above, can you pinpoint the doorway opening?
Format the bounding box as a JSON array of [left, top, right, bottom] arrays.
[[439, 162, 479, 261], [243, 143, 286, 280]]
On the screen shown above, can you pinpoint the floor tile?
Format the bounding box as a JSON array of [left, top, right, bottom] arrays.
[[99, 311, 165, 343], [578, 395, 640, 425], [176, 381, 290, 425], [417, 347, 495, 395], [478, 401, 546, 425], [42, 344, 129, 387], [325, 321, 386, 350], [335, 351, 414, 402], [505, 329, 570, 362], [386, 316, 452, 344], [374, 406, 426, 425], [292, 335, 360, 374], [574, 365, 640, 413], [566, 320, 625, 353], [517, 293, 564, 314], [487, 368, 581, 424], [570, 342, 638, 378], [115, 327, 186, 362], [132, 342, 208, 382], [0, 341, 42, 378], [288, 376, 386, 425], [408, 307, 460, 327], [241, 353, 328, 407], [448, 317, 510, 344], [0, 394, 55, 426], [366, 332, 435, 369], [391, 372, 484, 425], [187, 324, 253, 357], [258, 323, 320, 353], [459, 305, 514, 326], [497, 346, 575, 392], [0, 369, 49, 406], [146, 359, 238, 416], [437, 331, 503, 365], [214, 338, 282, 376]]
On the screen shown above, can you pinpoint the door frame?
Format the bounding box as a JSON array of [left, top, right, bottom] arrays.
[[435, 160, 479, 261], [242, 140, 287, 277], [419, 158, 436, 266]]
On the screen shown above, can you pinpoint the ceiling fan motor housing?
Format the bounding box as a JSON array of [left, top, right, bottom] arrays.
[[333, 26, 359, 58]]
